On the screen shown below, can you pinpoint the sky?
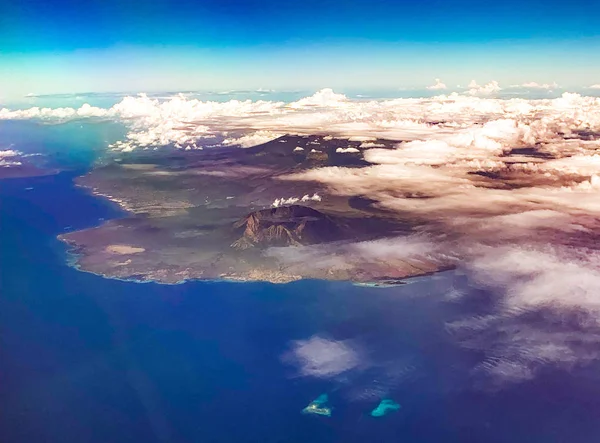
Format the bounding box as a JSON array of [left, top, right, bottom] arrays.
[[1, 0, 600, 98]]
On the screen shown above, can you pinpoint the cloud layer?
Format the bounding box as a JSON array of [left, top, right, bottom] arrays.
[[2, 88, 599, 154], [518, 81, 558, 89]]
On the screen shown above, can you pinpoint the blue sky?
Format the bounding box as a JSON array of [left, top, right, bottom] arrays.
[[1, 0, 600, 97]]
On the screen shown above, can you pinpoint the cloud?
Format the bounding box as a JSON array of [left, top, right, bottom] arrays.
[[283, 333, 420, 400], [0, 149, 20, 159], [360, 141, 385, 148], [336, 147, 360, 153], [590, 84, 600, 89], [426, 78, 447, 90], [515, 81, 559, 90], [0, 103, 109, 121], [267, 235, 447, 281], [448, 312, 600, 386], [445, 244, 600, 386], [467, 246, 600, 313], [288, 88, 349, 108], [467, 80, 501, 96], [222, 130, 281, 148], [272, 193, 321, 207], [0, 149, 23, 167], [284, 335, 362, 378]]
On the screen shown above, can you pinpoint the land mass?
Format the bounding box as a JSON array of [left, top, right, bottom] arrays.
[[60, 135, 448, 284], [0, 154, 58, 180]]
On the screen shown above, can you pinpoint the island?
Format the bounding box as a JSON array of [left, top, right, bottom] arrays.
[[59, 135, 450, 284], [302, 394, 332, 417]]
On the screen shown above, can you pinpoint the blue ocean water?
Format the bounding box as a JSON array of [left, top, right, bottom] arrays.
[[3, 172, 600, 442]]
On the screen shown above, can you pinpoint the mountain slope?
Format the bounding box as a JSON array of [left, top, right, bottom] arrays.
[[231, 205, 345, 249]]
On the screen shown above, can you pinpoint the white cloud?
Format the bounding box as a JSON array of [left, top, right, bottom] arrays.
[[272, 193, 321, 207], [222, 130, 281, 148], [519, 81, 558, 89], [359, 142, 385, 148], [0, 149, 20, 159], [426, 78, 447, 90], [0, 149, 22, 167], [301, 193, 322, 202], [284, 335, 362, 378], [336, 147, 360, 153], [267, 235, 447, 280], [0, 104, 109, 121], [468, 80, 502, 96], [288, 88, 349, 108], [590, 84, 600, 89], [272, 196, 299, 207], [446, 244, 600, 385], [467, 246, 600, 313]]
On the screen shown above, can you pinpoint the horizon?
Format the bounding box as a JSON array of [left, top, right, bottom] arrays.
[[1, 0, 600, 98], [4, 85, 600, 109]]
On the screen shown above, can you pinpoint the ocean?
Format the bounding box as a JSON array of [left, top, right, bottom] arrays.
[[2, 115, 600, 443], [2, 172, 600, 443]]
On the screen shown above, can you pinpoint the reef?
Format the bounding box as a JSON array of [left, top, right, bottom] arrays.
[[370, 399, 401, 417]]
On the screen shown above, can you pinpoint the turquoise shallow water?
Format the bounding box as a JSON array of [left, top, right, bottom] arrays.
[[0, 120, 125, 168], [3, 123, 600, 442]]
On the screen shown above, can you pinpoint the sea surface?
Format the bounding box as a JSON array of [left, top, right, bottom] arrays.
[[3, 165, 600, 442]]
